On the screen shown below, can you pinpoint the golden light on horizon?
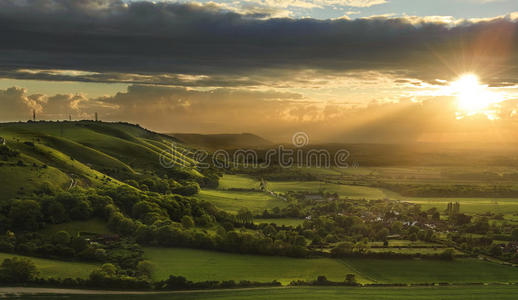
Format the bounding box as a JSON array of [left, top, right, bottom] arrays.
[[451, 74, 502, 119], [454, 74, 491, 112]]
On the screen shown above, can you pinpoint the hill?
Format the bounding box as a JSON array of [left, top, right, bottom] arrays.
[[0, 121, 202, 201], [169, 133, 272, 150]]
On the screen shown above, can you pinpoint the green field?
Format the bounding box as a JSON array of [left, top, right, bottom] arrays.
[[227, 175, 518, 215], [344, 258, 518, 284], [396, 196, 518, 214], [218, 174, 260, 190], [0, 253, 99, 279], [142, 247, 518, 285], [143, 247, 367, 284], [8, 286, 518, 300], [267, 181, 388, 199], [196, 189, 286, 213]]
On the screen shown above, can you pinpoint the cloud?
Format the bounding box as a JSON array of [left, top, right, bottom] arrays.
[[3, 84, 518, 143], [239, 0, 387, 9], [0, 0, 516, 88], [0, 87, 42, 121]]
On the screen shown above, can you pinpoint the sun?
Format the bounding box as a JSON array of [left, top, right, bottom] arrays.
[[451, 74, 498, 115]]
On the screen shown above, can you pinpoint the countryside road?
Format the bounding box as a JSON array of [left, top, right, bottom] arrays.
[[0, 286, 286, 296]]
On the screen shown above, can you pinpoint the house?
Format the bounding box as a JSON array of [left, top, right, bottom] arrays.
[[0, 137, 5, 145]]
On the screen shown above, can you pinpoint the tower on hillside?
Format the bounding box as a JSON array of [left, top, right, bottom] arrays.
[[69, 114, 72, 121], [32, 109, 36, 121], [95, 112, 98, 122]]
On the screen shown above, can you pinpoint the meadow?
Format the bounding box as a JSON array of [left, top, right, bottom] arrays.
[[196, 189, 286, 213], [219, 173, 518, 215], [143, 247, 366, 284], [0, 253, 98, 279], [142, 247, 518, 285], [218, 174, 260, 190], [343, 258, 518, 284]]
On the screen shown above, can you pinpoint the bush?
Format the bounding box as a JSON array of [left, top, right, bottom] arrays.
[[0, 257, 39, 282]]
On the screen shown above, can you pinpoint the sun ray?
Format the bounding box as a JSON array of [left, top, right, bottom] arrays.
[[450, 73, 503, 119]]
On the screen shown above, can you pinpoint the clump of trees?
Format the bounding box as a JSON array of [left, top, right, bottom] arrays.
[[0, 257, 39, 283]]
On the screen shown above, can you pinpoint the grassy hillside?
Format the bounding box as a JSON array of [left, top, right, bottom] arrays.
[[0, 121, 201, 200]]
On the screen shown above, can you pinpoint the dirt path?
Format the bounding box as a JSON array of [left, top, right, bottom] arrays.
[[0, 286, 286, 296]]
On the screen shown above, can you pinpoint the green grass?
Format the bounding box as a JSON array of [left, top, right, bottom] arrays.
[[196, 189, 286, 213], [263, 179, 518, 215], [0, 161, 69, 201], [395, 196, 518, 214], [267, 181, 387, 199], [40, 219, 112, 235], [219, 174, 260, 190], [143, 248, 518, 285], [0, 252, 99, 279], [366, 248, 462, 255], [10, 286, 518, 300], [143, 247, 367, 284], [343, 258, 518, 284]]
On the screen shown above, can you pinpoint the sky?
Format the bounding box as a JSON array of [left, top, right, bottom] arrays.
[[0, 0, 517, 143]]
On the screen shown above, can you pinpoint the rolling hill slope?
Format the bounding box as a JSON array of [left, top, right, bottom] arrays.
[[0, 121, 201, 201]]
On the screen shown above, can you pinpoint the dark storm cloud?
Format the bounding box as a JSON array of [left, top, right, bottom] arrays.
[[0, 0, 517, 86]]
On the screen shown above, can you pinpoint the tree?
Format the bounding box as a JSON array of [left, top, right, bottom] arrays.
[[181, 215, 194, 228], [43, 200, 68, 224], [52, 231, 71, 245], [0, 257, 39, 282], [376, 228, 389, 241], [9, 200, 42, 230], [136, 260, 155, 278], [236, 208, 253, 225], [70, 200, 93, 220], [511, 229, 518, 241], [330, 241, 354, 257], [345, 274, 356, 285], [440, 249, 455, 261], [490, 244, 503, 257]]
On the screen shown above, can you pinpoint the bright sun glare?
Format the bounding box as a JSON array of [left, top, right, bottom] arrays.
[[452, 74, 500, 117]]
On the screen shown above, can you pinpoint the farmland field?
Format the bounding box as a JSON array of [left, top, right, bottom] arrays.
[[196, 189, 286, 213], [143, 247, 368, 284], [218, 174, 259, 190], [343, 258, 518, 284], [0, 253, 99, 279], [221, 174, 518, 215], [267, 181, 388, 199], [142, 247, 518, 285]]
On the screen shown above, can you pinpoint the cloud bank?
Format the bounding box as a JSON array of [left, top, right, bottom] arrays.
[[2, 84, 518, 143], [0, 0, 516, 87]]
